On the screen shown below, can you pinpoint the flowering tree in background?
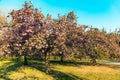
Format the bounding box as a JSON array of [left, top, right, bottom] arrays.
[[52, 11, 78, 62], [107, 31, 120, 61]]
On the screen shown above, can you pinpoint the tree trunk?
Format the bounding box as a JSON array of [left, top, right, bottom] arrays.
[[39, 53, 42, 60], [60, 53, 64, 62], [16, 57, 19, 62], [24, 55, 28, 65], [45, 53, 50, 74], [91, 58, 96, 65]]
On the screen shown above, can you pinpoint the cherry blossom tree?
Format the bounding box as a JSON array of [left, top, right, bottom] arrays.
[[5, 1, 45, 65]]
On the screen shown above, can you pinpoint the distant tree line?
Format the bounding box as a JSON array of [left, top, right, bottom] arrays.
[[0, 1, 120, 73]]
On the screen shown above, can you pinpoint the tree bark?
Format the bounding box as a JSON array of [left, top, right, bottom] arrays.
[[60, 53, 64, 62], [45, 52, 50, 74], [24, 55, 28, 65], [91, 58, 96, 65], [16, 56, 19, 62]]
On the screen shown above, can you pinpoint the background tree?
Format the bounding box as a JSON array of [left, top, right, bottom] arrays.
[[82, 27, 114, 65], [107, 31, 120, 61]]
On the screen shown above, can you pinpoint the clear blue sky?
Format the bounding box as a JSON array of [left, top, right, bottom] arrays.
[[0, 0, 120, 32]]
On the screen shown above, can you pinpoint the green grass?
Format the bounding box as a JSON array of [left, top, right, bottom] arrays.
[[0, 58, 120, 80]]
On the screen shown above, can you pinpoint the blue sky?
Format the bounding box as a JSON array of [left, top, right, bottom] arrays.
[[0, 0, 120, 32]]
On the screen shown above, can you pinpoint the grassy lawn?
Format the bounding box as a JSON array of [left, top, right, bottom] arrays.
[[0, 58, 120, 80]]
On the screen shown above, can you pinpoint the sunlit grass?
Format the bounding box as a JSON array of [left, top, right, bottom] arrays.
[[0, 59, 120, 80], [8, 67, 53, 80], [0, 60, 53, 80], [53, 65, 120, 80]]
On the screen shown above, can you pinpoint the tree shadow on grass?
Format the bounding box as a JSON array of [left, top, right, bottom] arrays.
[[50, 60, 91, 66], [0, 60, 87, 80], [29, 60, 86, 80], [50, 60, 119, 68], [50, 70, 85, 80], [0, 60, 23, 80]]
